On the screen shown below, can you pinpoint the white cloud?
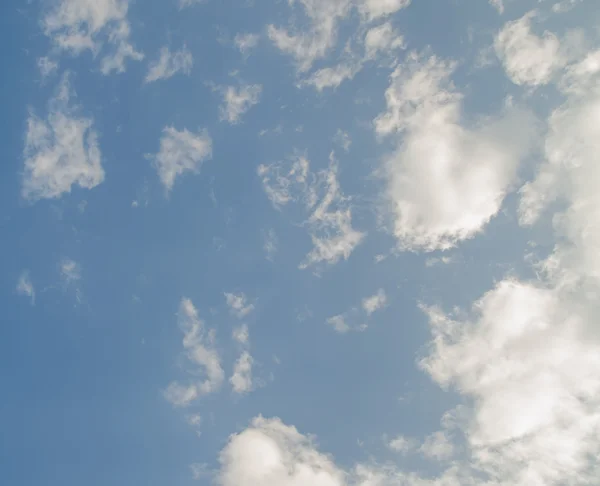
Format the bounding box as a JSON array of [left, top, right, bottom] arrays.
[[357, 0, 411, 21], [303, 21, 404, 91], [164, 298, 224, 407], [230, 351, 254, 394], [60, 258, 81, 284], [219, 84, 262, 124], [418, 431, 455, 460], [217, 416, 346, 486], [42, 0, 143, 74], [22, 74, 104, 202], [388, 435, 416, 454], [494, 11, 566, 86], [326, 314, 352, 333], [148, 126, 212, 192], [145, 45, 193, 83], [375, 53, 537, 251], [232, 324, 249, 345], [37, 57, 58, 78], [364, 21, 405, 60], [333, 130, 352, 151], [263, 229, 278, 260], [16, 271, 35, 304], [234, 33, 260, 56], [268, 0, 352, 72], [259, 153, 364, 270], [179, 0, 206, 8], [225, 293, 255, 319], [362, 288, 387, 315], [489, 0, 504, 14]]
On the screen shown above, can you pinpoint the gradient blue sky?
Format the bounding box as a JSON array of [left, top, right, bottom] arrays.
[[2, 1, 600, 485]]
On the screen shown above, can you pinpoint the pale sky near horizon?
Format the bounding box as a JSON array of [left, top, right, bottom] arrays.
[[2, 0, 600, 485]]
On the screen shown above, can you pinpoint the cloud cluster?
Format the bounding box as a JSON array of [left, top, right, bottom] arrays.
[[23, 74, 104, 202]]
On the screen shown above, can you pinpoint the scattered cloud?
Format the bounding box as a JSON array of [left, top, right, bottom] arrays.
[[218, 84, 262, 124], [418, 431, 455, 460], [42, 0, 143, 74], [148, 126, 212, 192], [489, 0, 504, 14], [333, 129, 352, 151], [259, 153, 365, 270], [375, 52, 537, 251], [145, 45, 193, 83], [225, 293, 254, 319], [16, 271, 35, 304], [362, 288, 387, 315], [22, 73, 104, 202], [230, 351, 254, 394], [263, 229, 278, 260], [494, 11, 567, 87], [217, 416, 346, 486], [234, 33, 259, 56], [388, 435, 416, 454], [60, 258, 81, 284], [357, 0, 411, 21], [232, 324, 249, 346], [37, 56, 58, 78], [164, 298, 224, 407]]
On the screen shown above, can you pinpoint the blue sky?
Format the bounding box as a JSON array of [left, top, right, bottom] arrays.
[[2, 0, 600, 485]]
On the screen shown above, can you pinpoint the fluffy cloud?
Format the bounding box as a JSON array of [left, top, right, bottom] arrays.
[[217, 417, 346, 486], [164, 298, 224, 407], [148, 126, 212, 192], [16, 271, 35, 304], [225, 293, 255, 319], [145, 46, 193, 83], [42, 0, 143, 74], [494, 11, 566, 86], [259, 153, 365, 270], [375, 53, 537, 251], [218, 84, 262, 124], [22, 74, 104, 201]]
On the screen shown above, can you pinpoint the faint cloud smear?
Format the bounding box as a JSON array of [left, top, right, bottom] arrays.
[[42, 0, 143, 74], [37, 56, 58, 78], [263, 229, 278, 260], [60, 258, 81, 284], [16, 271, 35, 304], [224, 292, 254, 319], [362, 288, 387, 315], [234, 33, 259, 56], [145, 45, 193, 83], [23, 74, 104, 202], [258, 153, 365, 270], [489, 0, 504, 14], [218, 84, 262, 124], [148, 126, 212, 192], [164, 298, 224, 407], [328, 288, 387, 333]]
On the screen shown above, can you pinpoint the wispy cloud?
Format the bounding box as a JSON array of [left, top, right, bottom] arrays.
[[16, 271, 35, 304], [217, 84, 262, 124], [23, 74, 104, 202], [224, 293, 254, 319], [145, 46, 193, 83]]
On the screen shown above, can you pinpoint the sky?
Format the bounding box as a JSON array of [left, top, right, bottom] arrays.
[[1, 0, 600, 485]]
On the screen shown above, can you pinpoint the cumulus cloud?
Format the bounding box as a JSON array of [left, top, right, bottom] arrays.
[[148, 126, 212, 192], [164, 298, 224, 407], [225, 293, 254, 319], [217, 417, 346, 486], [16, 271, 35, 304], [145, 46, 193, 83], [494, 11, 566, 86], [258, 153, 365, 270], [218, 84, 262, 124], [375, 52, 537, 251], [364, 21, 405, 60], [42, 0, 143, 74], [22, 74, 104, 202]]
